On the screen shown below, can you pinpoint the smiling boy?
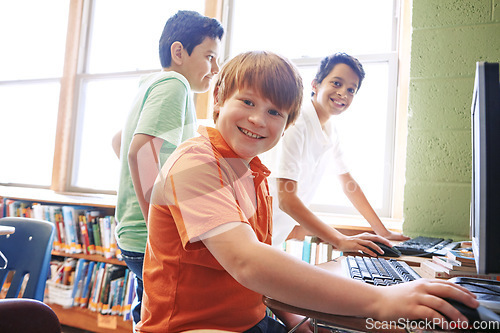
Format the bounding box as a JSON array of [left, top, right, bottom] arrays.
[[137, 51, 477, 333], [269, 53, 409, 255]]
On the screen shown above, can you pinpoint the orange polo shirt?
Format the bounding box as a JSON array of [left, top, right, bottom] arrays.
[[137, 126, 273, 332]]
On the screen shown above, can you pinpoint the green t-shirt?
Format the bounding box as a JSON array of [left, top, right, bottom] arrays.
[[115, 71, 196, 253]]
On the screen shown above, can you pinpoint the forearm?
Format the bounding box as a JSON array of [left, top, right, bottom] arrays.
[[128, 134, 164, 222], [128, 153, 151, 221], [346, 188, 387, 233], [279, 196, 345, 247], [206, 226, 382, 318], [339, 174, 387, 235]]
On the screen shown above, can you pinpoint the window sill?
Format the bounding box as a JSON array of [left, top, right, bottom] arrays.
[[0, 185, 116, 208]]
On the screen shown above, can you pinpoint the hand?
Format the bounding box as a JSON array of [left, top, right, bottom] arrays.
[[335, 232, 392, 257], [372, 279, 479, 325], [377, 229, 410, 241]]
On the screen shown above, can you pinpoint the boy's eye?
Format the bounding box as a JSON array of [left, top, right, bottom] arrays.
[[208, 55, 214, 61], [348, 88, 356, 94], [332, 81, 341, 87], [243, 99, 254, 107], [268, 109, 282, 117]]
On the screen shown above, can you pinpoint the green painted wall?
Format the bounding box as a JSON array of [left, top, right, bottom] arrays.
[[403, 0, 500, 239]]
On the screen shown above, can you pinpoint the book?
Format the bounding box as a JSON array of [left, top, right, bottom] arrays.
[[79, 215, 91, 255], [420, 260, 500, 280], [80, 261, 97, 308], [284, 239, 304, 261], [71, 259, 89, 306], [446, 249, 475, 266], [98, 264, 112, 313], [62, 206, 83, 254], [89, 262, 107, 312], [432, 256, 476, 272], [302, 236, 312, 262]]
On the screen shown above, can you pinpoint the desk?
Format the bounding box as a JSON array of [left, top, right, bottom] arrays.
[[263, 256, 429, 333]]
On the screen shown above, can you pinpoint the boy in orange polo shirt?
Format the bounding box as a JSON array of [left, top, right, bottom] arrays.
[[137, 51, 478, 332]]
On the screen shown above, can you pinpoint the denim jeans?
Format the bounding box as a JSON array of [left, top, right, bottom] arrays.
[[119, 247, 144, 326], [243, 315, 287, 333]]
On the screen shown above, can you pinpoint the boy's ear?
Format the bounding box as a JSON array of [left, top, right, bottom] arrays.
[[311, 79, 319, 94], [212, 86, 221, 120], [171, 41, 184, 66], [213, 87, 220, 110]]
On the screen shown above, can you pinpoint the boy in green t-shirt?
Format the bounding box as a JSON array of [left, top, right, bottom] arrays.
[[112, 10, 223, 325]]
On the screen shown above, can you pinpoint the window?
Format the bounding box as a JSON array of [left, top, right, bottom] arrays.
[[226, 0, 399, 218], [0, 1, 69, 187], [72, 0, 205, 192]]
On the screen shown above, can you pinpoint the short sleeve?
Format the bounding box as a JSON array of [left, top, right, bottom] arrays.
[[135, 78, 192, 147], [164, 152, 251, 246], [274, 125, 305, 181]]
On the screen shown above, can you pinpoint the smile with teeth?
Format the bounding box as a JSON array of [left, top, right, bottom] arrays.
[[331, 98, 345, 107], [239, 127, 264, 139]]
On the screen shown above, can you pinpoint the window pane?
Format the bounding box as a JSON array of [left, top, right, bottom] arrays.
[[310, 61, 391, 214], [0, 82, 60, 186], [72, 77, 140, 191], [229, 0, 394, 59], [0, 1, 69, 80], [87, 0, 205, 73]]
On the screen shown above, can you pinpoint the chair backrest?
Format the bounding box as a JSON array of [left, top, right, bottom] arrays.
[[0, 298, 61, 333], [0, 217, 55, 300]]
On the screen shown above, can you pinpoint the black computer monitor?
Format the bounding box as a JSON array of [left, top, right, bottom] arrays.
[[470, 61, 500, 274]]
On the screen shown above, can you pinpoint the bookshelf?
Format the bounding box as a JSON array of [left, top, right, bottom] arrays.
[[0, 187, 133, 333]]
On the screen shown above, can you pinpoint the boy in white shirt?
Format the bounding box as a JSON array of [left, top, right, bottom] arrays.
[[270, 53, 409, 253]]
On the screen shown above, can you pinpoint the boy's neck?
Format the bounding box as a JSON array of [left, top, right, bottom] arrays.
[[311, 98, 331, 129]]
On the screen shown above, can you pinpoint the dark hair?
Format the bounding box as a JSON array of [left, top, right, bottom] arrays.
[[312, 52, 365, 96], [159, 11, 224, 68], [213, 51, 303, 129]]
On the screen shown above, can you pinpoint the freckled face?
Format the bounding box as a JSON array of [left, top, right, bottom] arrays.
[[312, 63, 360, 124], [215, 88, 289, 161]]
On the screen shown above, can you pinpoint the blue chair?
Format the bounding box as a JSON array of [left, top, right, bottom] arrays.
[[0, 217, 55, 301]]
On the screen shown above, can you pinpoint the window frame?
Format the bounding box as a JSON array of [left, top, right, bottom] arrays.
[[52, 0, 219, 194]]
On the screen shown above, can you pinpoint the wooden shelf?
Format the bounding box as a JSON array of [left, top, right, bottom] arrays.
[[49, 303, 132, 333], [1, 191, 131, 332]]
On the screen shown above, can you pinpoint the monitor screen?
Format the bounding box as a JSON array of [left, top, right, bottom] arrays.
[[470, 61, 500, 274]]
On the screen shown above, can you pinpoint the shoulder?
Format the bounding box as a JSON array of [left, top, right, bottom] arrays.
[[166, 136, 222, 177], [143, 71, 190, 94]]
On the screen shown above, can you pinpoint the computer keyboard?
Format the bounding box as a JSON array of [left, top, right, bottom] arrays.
[[346, 255, 421, 286], [394, 236, 460, 257]]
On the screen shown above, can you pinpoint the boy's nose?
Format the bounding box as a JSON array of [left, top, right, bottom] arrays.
[[248, 111, 266, 127], [212, 62, 220, 74]]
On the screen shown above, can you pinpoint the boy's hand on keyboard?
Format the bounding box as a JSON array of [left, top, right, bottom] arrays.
[[372, 278, 479, 325], [337, 232, 392, 257]]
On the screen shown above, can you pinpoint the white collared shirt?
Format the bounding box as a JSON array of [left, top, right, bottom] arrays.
[[262, 99, 349, 247]]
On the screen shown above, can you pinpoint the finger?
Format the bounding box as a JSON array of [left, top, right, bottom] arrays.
[[359, 241, 382, 256], [360, 233, 393, 247], [424, 294, 469, 323], [420, 307, 450, 330], [426, 280, 479, 308]]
